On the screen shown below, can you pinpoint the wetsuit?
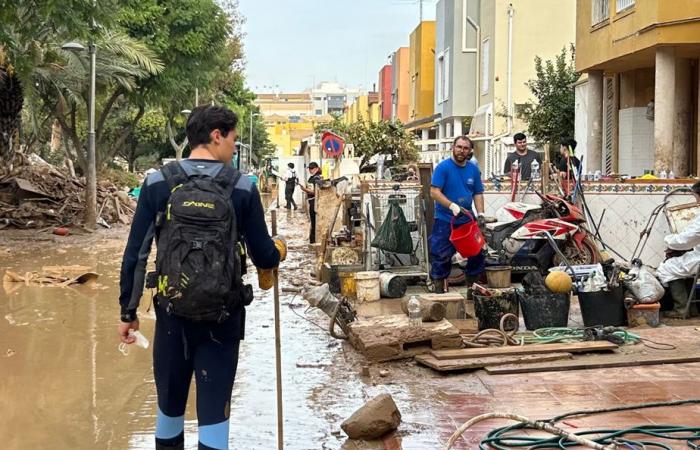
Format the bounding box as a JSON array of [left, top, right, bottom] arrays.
[[119, 159, 279, 450]]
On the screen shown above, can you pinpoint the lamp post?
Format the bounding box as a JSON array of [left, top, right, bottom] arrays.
[[62, 41, 97, 228], [249, 112, 261, 170]]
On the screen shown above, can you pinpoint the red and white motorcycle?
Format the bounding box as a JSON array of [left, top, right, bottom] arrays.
[[483, 192, 600, 273]]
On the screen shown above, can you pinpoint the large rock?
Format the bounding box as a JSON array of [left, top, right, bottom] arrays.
[[341, 394, 401, 440]]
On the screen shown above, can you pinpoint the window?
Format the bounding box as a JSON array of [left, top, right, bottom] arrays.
[[592, 0, 610, 25], [481, 38, 490, 95], [437, 49, 450, 103], [616, 0, 634, 12], [315, 109, 323, 115]]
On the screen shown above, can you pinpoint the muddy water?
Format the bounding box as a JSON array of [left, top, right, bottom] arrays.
[[0, 210, 462, 450]]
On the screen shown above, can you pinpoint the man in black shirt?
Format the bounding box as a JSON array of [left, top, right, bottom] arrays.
[[300, 161, 322, 243], [557, 137, 581, 175], [503, 132, 542, 180]]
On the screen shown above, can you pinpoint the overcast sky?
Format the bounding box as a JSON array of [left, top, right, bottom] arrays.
[[238, 0, 437, 93]]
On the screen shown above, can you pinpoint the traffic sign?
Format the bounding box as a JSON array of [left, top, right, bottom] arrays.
[[321, 131, 345, 158]]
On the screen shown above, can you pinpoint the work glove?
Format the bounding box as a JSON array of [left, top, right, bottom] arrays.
[[257, 267, 278, 291], [449, 202, 461, 217], [273, 236, 287, 262], [477, 213, 486, 229]]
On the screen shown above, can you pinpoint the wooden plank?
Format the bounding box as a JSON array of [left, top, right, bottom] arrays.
[[486, 354, 700, 375], [431, 341, 618, 360], [416, 352, 573, 372]]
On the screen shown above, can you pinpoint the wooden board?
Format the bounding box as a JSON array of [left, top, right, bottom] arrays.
[[431, 341, 618, 360], [347, 314, 463, 362], [416, 352, 573, 372], [485, 353, 700, 375]]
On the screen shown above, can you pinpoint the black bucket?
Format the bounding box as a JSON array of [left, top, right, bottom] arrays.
[[473, 292, 519, 331], [518, 291, 570, 330], [578, 286, 627, 327]]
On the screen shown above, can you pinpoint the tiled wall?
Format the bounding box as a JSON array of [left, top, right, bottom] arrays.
[[483, 187, 695, 268], [618, 107, 654, 176]]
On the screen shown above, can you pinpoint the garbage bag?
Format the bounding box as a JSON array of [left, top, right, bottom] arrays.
[[625, 265, 665, 304], [371, 202, 413, 254]]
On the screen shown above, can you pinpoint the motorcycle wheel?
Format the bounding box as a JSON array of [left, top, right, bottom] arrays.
[[553, 237, 598, 266]]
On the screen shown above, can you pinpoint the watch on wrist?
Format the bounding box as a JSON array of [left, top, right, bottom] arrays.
[[120, 311, 136, 323]]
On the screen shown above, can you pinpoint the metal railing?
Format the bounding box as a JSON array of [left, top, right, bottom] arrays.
[[592, 0, 610, 25], [616, 0, 635, 12]]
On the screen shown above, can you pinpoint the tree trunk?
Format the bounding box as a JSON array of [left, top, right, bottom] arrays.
[[0, 68, 24, 167], [50, 119, 62, 152]]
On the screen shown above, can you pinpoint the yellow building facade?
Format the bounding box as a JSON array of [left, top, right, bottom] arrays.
[[576, 0, 700, 176], [343, 93, 381, 125], [408, 21, 436, 123], [264, 115, 332, 158]]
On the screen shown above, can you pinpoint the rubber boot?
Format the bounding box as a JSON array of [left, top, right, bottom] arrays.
[[431, 278, 446, 294], [465, 275, 480, 301], [663, 279, 689, 319]]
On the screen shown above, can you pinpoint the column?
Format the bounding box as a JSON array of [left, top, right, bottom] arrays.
[[673, 57, 691, 177], [421, 128, 429, 152], [438, 122, 446, 151], [654, 47, 675, 174], [587, 70, 604, 172]]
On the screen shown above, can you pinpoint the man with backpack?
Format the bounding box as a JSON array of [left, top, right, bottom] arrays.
[[284, 162, 298, 210], [118, 105, 284, 450]]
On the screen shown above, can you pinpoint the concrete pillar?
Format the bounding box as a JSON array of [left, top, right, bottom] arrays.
[[587, 70, 604, 172], [673, 58, 691, 177], [453, 118, 463, 137], [438, 122, 446, 151], [446, 122, 453, 141], [654, 47, 676, 174], [421, 128, 429, 152]]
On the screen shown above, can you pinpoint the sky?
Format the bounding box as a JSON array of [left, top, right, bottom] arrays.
[[238, 0, 437, 93]]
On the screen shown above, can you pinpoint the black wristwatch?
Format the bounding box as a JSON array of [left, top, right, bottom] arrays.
[[120, 310, 137, 323]]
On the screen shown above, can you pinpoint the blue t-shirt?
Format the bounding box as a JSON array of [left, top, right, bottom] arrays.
[[431, 159, 484, 224]]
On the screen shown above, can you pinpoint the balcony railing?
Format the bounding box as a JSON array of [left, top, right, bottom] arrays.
[[616, 0, 635, 12], [592, 0, 610, 25]]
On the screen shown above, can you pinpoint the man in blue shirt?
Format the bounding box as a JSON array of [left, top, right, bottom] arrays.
[[429, 136, 486, 293]]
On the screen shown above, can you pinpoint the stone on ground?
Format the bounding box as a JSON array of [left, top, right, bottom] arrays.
[[341, 393, 401, 440]]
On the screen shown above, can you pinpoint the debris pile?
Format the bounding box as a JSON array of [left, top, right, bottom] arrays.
[[0, 156, 135, 229]]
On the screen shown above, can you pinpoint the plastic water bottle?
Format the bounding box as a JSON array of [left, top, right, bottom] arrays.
[[669, 170, 676, 179], [530, 159, 541, 181], [659, 169, 667, 179], [407, 295, 422, 328]]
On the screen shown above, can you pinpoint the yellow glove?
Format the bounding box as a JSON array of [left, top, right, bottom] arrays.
[[273, 236, 287, 262], [257, 267, 278, 291]]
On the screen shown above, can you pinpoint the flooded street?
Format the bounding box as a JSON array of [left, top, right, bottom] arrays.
[[0, 210, 450, 450], [2, 209, 700, 450]]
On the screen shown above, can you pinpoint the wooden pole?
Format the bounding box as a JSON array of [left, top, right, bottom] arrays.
[[271, 210, 284, 450]]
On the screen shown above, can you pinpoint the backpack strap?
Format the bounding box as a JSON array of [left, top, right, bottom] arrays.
[[161, 161, 189, 192], [215, 165, 244, 198]]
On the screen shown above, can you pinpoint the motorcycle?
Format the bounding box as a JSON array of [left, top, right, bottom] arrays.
[[482, 191, 600, 273]]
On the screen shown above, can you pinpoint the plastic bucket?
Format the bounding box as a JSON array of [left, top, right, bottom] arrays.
[[355, 271, 381, 302], [378, 272, 407, 298], [578, 286, 627, 327], [449, 213, 485, 258], [473, 291, 519, 331], [339, 271, 357, 298], [486, 266, 512, 288], [518, 291, 570, 330]]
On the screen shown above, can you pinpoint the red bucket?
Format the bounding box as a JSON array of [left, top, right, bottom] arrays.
[[450, 212, 485, 258]]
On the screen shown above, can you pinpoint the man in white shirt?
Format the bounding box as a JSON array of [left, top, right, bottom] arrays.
[[284, 162, 298, 210]]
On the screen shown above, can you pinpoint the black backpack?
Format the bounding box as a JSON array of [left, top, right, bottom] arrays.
[[154, 161, 244, 322]]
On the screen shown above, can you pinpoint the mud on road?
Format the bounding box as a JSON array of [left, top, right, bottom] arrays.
[[0, 210, 453, 450]]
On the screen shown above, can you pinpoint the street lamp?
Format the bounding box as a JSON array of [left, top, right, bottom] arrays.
[[62, 40, 97, 228], [249, 112, 261, 170]]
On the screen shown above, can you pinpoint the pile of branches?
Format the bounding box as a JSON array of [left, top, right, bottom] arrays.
[[0, 154, 135, 229]]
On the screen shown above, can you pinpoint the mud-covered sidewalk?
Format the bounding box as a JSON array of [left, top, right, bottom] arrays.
[[1, 209, 700, 450]]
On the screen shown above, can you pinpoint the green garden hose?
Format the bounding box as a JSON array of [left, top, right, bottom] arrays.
[[445, 399, 700, 450]]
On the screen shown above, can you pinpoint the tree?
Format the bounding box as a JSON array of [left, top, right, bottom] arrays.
[[0, 0, 115, 167], [520, 46, 579, 148], [319, 117, 418, 170]]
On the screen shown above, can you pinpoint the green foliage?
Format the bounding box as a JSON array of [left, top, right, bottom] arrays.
[[520, 46, 579, 146], [319, 117, 418, 170]]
